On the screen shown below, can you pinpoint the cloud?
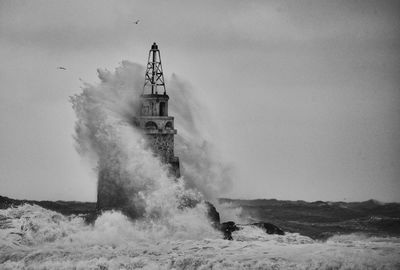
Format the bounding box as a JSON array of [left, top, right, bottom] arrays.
[[2, 0, 398, 56], [0, 0, 133, 51]]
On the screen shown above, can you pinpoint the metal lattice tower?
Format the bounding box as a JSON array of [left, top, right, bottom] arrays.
[[143, 42, 166, 95]]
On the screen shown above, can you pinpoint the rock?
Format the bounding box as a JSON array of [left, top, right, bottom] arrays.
[[176, 199, 221, 228], [205, 201, 220, 228], [218, 221, 285, 240], [252, 222, 285, 235], [220, 221, 240, 240]]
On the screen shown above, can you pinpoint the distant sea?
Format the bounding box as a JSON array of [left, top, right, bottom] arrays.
[[219, 198, 400, 240]]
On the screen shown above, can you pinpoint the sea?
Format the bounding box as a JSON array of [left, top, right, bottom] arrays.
[[1, 198, 400, 269]]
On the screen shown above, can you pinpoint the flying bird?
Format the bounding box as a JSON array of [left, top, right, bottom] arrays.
[[57, 66, 67, 70]]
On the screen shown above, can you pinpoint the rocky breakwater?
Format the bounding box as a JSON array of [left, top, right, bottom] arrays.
[[205, 202, 285, 240]]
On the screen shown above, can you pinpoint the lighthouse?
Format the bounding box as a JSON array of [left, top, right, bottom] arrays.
[[133, 42, 180, 177], [97, 43, 180, 216]]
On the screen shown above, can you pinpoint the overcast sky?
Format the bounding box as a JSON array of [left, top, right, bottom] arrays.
[[0, 0, 399, 202]]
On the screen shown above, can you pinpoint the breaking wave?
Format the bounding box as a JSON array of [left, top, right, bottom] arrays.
[[68, 59, 232, 230], [1, 204, 400, 269]]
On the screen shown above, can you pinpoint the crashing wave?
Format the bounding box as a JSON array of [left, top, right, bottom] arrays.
[[1, 204, 400, 269]]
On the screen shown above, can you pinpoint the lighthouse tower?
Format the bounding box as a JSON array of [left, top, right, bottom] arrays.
[[133, 42, 180, 177], [97, 43, 180, 216]]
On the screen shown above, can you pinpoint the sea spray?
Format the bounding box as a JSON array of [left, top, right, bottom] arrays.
[[166, 74, 239, 221], [70, 60, 232, 231], [2, 204, 400, 269], [161, 74, 234, 203]]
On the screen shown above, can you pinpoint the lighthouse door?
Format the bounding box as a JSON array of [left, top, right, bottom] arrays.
[[159, 102, 166, 116]]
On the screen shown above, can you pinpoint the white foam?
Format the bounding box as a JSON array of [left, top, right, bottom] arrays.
[[1, 204, 399, 269]]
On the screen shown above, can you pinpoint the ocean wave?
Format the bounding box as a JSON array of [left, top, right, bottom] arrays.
[[1, 204, 400, 269]]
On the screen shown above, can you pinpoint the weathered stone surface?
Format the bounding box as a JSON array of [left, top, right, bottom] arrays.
[[205, 201, 220, 227], [252, 222, 285, 235], [139, 94, 169, 117], [146, 134, 175, 163], [176, 199, 220, 228], [218, 220, 285, 240], [220, 221, 240, 240]]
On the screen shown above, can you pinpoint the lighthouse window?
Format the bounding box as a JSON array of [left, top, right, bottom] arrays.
[[159, 102, 166, 116], [145, 121, 157, 130], [165, 121, 173, 130]]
